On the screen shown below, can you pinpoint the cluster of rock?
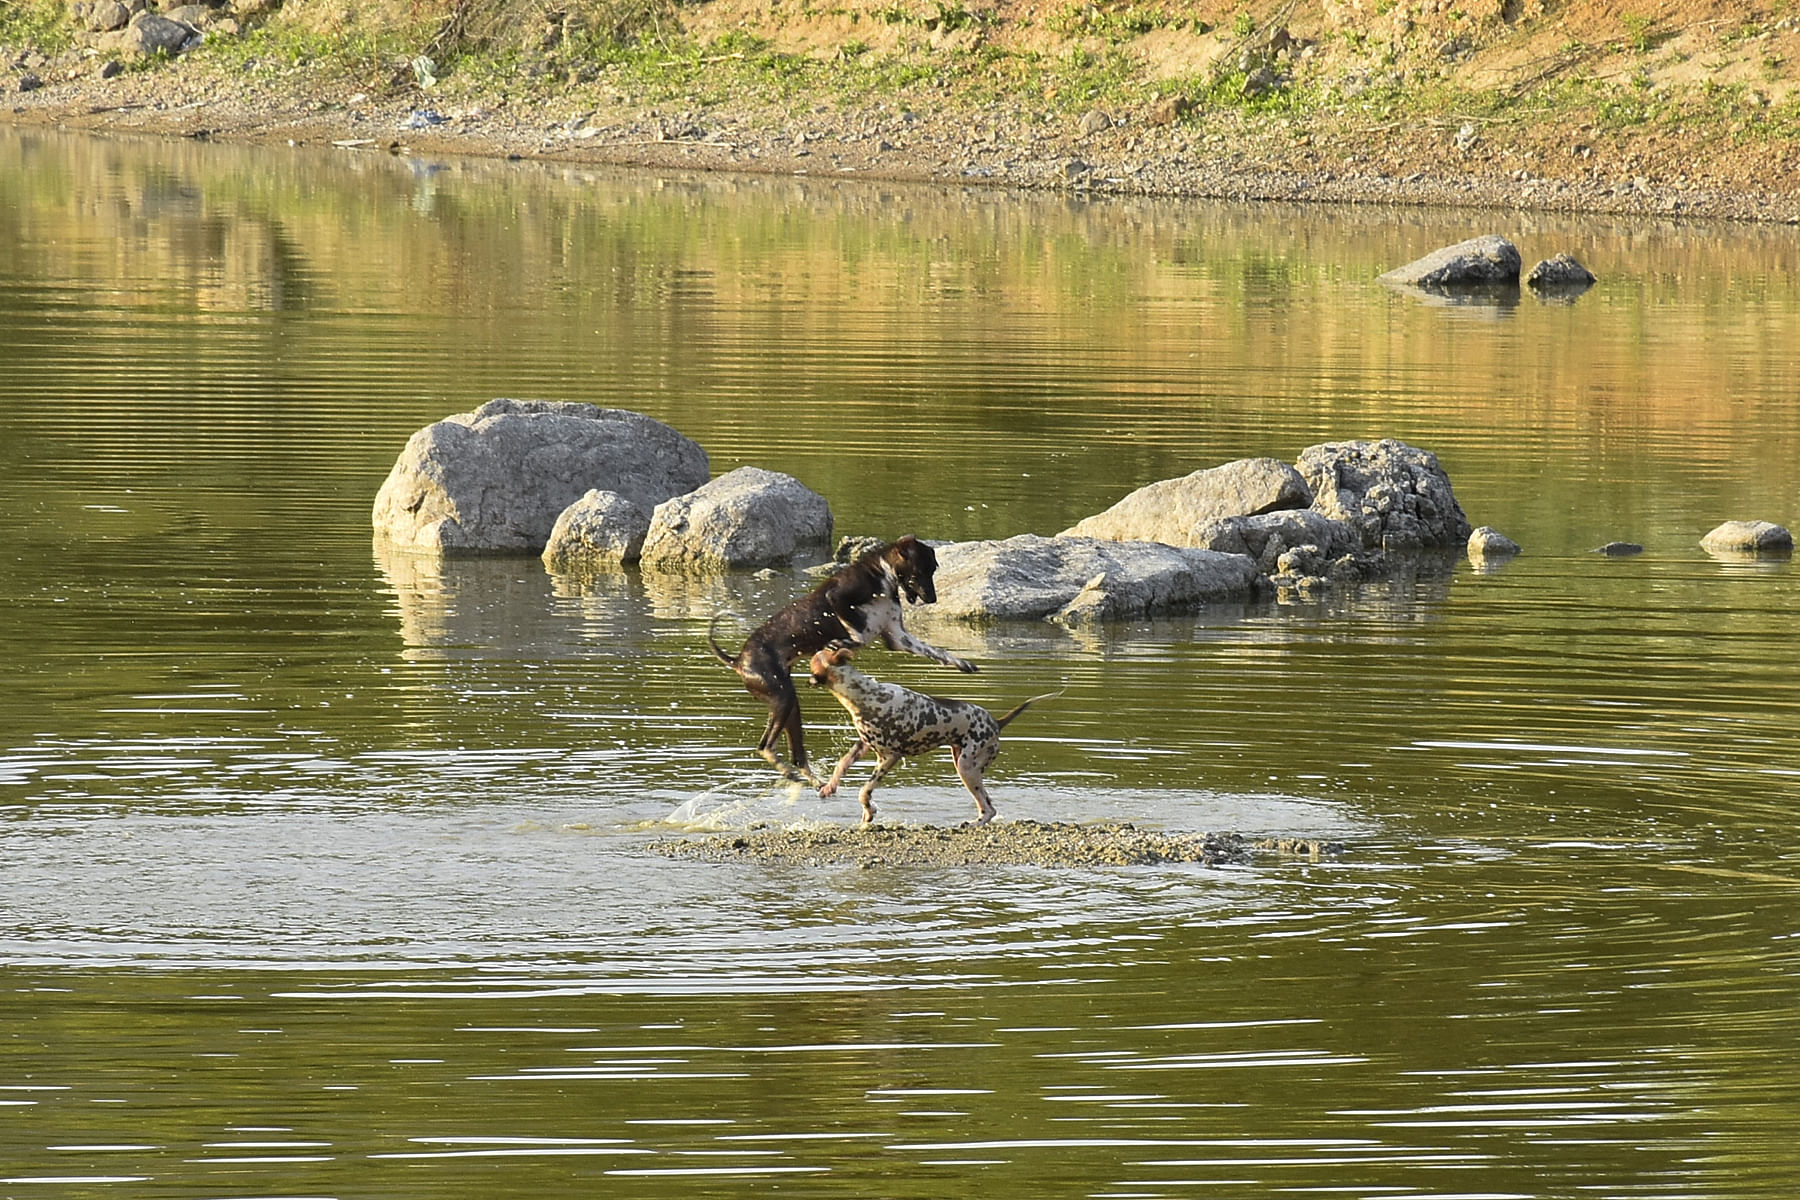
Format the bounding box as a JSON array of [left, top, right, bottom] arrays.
[[371, 400, 1792, 628], [929, 438, 1476, 624], [371, 401, 1497, 625], [71, 0, 273, 58], [1380, 234, 1596, 296], [371, 399, 835, 571]]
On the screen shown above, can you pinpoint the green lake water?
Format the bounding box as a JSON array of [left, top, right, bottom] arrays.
[[2, 125, 1798, 1197]]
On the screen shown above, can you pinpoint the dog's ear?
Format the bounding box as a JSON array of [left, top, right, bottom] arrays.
[[893, 534, 917, 550]]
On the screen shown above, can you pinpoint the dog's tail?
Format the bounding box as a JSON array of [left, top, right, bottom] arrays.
[[706, 612, 741, 667], [994, 691, 1063, 731]]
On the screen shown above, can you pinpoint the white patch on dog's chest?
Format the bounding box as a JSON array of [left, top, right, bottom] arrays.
[[845, 593, 903, 645]]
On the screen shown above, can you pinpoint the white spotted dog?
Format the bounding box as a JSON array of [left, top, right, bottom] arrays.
[[709, 535, 977, 785], [807, 645, 1058, 826]]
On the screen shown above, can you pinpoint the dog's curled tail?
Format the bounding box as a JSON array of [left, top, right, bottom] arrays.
[[994, 690, 1064, 731], [706, 612, 741, 667]]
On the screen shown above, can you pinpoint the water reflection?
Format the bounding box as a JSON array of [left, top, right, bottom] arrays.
[[1383, 280, 1525, 311], [3, 124, 1800, 1199]]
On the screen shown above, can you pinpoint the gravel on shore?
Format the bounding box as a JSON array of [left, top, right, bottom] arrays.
[[647, 820, 1342, 867], [8, 57, 1800, 225]]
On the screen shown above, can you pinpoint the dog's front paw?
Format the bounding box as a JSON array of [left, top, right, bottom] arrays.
[[952, 656, 979, 673], [818, 781, 838, 798]]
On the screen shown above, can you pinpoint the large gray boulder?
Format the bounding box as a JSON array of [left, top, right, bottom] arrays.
[[1379, 235, 1521, 288], [928, 534, 1262, 625], [1297, 439, 1472, 552], [1060, 457, 1311, 545], [1700, 520, 1792, 555], [75, 0, 132, 32], [372, 399, 709, 556], [100, 11, 197, 55], [640, 466, 833, 571], [541, 489, 651, 569]]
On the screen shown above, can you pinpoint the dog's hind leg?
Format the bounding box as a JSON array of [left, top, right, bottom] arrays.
[[951, 742, 999, 826], [746, 667, 818, 785], [774, 696, 819, 785]]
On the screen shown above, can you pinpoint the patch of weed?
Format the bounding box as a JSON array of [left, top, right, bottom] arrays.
[[1046, 1, 1179, 44], [0, 0, 74, 52]]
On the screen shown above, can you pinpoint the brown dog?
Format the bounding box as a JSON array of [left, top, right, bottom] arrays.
[[808, 645, 1055, 825], [709, 536, 976, 783]]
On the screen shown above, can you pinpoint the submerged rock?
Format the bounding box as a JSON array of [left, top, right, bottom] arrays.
[[1379, 234, 1522, 288], [640, 466, 833, 571], [1526, 252, 1597, 290], [372, 399, 709, 556], [1595, 541, 1645, 556], [1467, 525, 1522, 561], [1700, 520, 1793, 555]]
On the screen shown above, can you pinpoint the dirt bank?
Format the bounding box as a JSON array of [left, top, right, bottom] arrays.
[[648, 820, 1341, 867], [6, 1, 1800, 222]]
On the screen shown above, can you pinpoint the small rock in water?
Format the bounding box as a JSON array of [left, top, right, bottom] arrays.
[[1594, 541, 1645, 556], [1467, 525, 1521, 560], [1700, 520, 1793, 555], [1527, 252, 1597, 289]]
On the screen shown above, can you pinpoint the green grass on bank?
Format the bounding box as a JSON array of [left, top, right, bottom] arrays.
[[1, 0, 74, 52], [7, 0, 1799, 147]]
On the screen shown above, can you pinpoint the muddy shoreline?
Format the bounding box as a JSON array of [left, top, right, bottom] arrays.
[[9, 57, 1800, 225]]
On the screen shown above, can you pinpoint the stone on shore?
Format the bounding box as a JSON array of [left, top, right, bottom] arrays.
[[99, 11, 198, 56], [927, 534, 1262, 624], [1297, 438, 1473, 552], [640, 466, 833, 571], [75, 0, 132, 32], [1379, 234, 1522, 288], [1059, 457, 1312, 545], [541, 489, 651, 568], [1700, 520, 1793, 555], [372, 399, 709, 556]]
